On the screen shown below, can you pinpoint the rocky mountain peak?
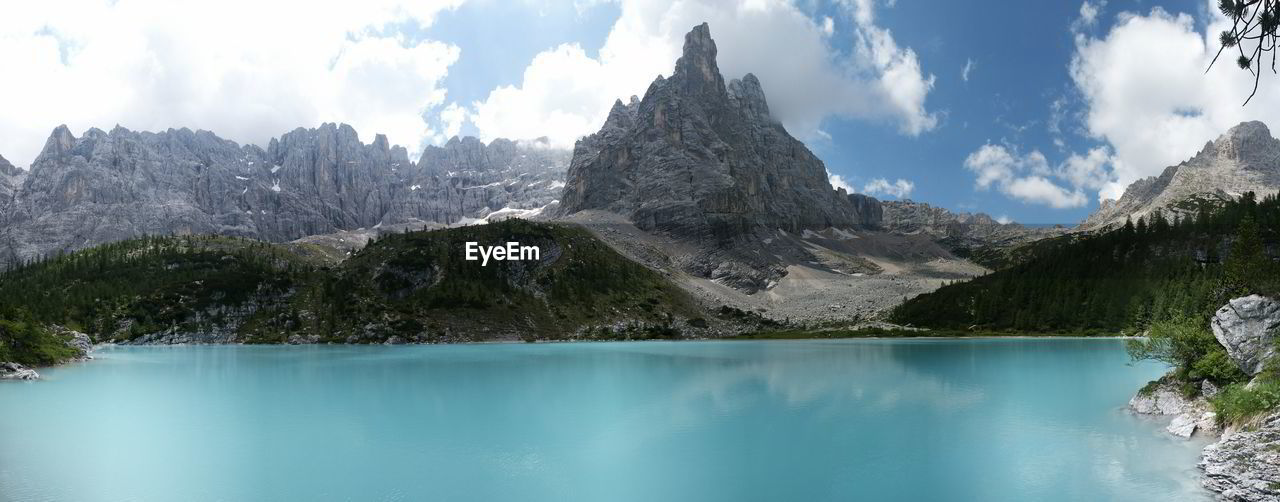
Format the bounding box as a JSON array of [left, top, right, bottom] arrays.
[[557, 22, 882, 291], [728, 73, 771, 120], [1213, 120, 1278, 162], [1228, 120, 1272, 141], [671, 22, 726, 100], [1084, 120, 1280, 229], [38, 125, 77, 161]]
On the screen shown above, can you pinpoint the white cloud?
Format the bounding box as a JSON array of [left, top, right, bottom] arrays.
[[821, 16, 835, 36], [1069, 2, 1280, 202], [862, 177, 914, 198], [467, 0, 937, 148], [0, 0, 465, 165], [961, 58, 975, 82], [963, 143, 1092, 209], [1005, 176, 1088, 209], [1060, 146, 1114, 197], [434, 103, 470, 144], [847, 0, 938, 135], [1047, 95, 1071, 148], [1073, 1, 1105, 32], [995, 214, 1012, 225], [828, 172, 855, 193]]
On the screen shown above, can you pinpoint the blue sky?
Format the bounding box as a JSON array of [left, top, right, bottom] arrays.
[[412, 0, 1280, 224], [3, 0, 1278, 225]]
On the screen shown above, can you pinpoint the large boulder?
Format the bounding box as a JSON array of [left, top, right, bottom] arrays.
[[1130, 379, 1194, 415], [1211, 295, 1280, 375]]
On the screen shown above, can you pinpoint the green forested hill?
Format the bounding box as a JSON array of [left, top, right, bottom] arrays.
[[0, 235, 322, 344], [306, 219, 705, 343], [892, 193, 1280, 334], [0, 220, 714, 356]]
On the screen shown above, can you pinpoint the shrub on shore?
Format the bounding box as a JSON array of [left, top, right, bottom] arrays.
[[0, 317, 79, 366]]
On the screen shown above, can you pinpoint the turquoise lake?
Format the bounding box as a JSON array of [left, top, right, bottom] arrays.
[[0, 339, 1211, 501]]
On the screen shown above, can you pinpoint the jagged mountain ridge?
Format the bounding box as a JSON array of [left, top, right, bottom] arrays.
[[1084, 121, 1280, 229], [0, 124, 568, 268]]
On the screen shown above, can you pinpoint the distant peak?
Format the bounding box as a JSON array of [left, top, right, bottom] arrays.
[[50, 124, 73, 138], [1209, 120, 1278, 161], [1225, 120, 1272, 141], [686, 22, 712, 49]]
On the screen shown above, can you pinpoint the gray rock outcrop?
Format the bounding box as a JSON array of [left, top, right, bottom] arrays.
[[0, 362, 39, 380], [51, 325, 94, 361], [1128, 375, 1219, 438], [1201, 413, 1280, 502], [1211, 295, 1280, 376], [0, 125, 568, 268], [1084, 121, 1280, 229]]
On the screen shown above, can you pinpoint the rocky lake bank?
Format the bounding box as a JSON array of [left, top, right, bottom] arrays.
[[1128, 295, 1280, 501]]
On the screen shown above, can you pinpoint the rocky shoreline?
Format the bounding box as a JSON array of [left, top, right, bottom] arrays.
[[1128, 376, 1220, 438], [1128, 295, 1280, 501], [0, 325, 95, 381], [1130, 380, 1280, 502], [0, 361, 40, 380]]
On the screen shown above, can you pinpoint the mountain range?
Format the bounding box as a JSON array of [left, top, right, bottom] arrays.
[[0, 124, 566, 268]]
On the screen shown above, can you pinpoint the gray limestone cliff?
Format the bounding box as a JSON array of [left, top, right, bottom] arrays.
[[0, 125, 568, 268], [1085, 121, 1280, 229]]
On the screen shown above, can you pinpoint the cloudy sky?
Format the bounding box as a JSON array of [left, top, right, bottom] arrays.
[[1, 0, 1277, 224]]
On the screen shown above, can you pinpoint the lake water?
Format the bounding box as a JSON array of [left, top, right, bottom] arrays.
[[0, 339, 1211, 501]]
